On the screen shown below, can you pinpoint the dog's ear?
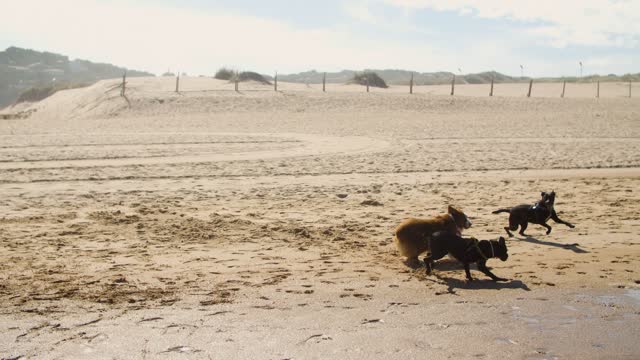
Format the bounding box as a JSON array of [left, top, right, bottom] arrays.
[[447, 205, 454, 214], [499, 237, 506, 247], [541, 192, 546, 197]]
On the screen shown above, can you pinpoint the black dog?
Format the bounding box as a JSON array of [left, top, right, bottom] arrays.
[[425, 231, 509, 282], [493, 191, 575, 237]]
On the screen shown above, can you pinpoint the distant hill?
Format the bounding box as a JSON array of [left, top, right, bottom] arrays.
[[276, 69, 522, 85], [276, 69, 640, 85], [0, 46, 153, 108]]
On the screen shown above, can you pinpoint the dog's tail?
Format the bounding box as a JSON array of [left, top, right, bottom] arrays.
[[394, 232, 421, 258], [492, 208, 511, 214]]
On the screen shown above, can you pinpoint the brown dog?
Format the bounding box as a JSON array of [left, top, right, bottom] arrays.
[[394, 206, 472, 264]]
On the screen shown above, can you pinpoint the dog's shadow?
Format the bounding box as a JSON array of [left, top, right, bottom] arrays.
[[410, 259, 531, 293], [519, 236, 589, 253], [434, 273, 531, 294]]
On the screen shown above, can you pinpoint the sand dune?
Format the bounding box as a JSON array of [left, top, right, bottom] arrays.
[[1, 77, 639, 359]]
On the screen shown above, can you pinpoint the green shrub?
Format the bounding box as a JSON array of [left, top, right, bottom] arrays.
[[350, 72, 388, 88], [216, 68, 272, 85], [237, 71, 271, 85], [214, 67, 235, 80]]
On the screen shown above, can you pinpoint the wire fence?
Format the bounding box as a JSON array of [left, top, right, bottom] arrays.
[[120, 73, 637, 99]]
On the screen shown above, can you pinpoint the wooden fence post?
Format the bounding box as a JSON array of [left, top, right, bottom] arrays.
[[366, 76, 369, 93], [561, 80, 566, 98], [120, 71, 127, 97], [489, 76, 494, 97], [322, 72, 326, 92], [274, 72, 278, 92], [596, 81, 600, 98], [409, 73, 414, 94], [235, 71, 239, 92], [175, 73, 180, 93], [527, 79, 533, 97], [450, 74, 455, 96]]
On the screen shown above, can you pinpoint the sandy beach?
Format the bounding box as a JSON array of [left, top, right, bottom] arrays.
[[1, 77, 639, 359]]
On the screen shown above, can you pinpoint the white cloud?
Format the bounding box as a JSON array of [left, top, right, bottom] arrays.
[[0, 0, 458, 75], [384, 0, 640, 48], [583, 55, 636, 75], [0, 0, 636, 77], [343, 1, 379, 24]]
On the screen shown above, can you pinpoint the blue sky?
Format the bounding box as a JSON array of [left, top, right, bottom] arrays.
[[1, 0, 638, 76]]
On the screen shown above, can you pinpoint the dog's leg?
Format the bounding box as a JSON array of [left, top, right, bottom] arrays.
[[477, 261, 507, 281], [464, 263, 474, 282], [551, 210, 575, 229], [542, 222, 552, 235], [504, 226, 514, 237], [423, 255, 433, 275], [506, 217, 518, 237], [518, 221, 528, 236]]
